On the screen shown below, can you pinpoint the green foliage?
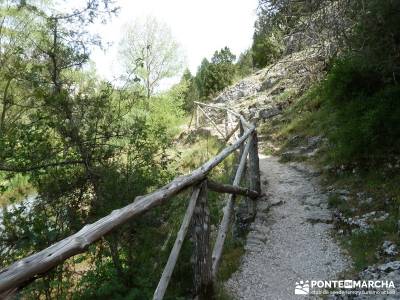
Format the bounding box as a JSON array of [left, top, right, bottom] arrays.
[[251, 28, 283, 68], [149, 87, 185, 137], [0, 1, 189, 299], [177, 69, 199, 112], [316, 0, 400, 164], [321, 57, 400, 163], [271, 0, 400, 166], [0, 3, 241, 299], [347, 0, 400, 76], [195, 47, 237, 99], [344, 227, 386, 271], [236, 50, 254, 78], [0, 173, 34, 206], [211, 47, 236, 65], [255, 0, 400, 284], [251, 0, 302, 68], [327, 195, 352, 217], [195, 58, 210, 99]]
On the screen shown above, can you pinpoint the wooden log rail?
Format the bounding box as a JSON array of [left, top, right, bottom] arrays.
[[0, 102, 261, 299]]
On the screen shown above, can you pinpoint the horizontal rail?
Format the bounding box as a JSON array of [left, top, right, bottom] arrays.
[[207, 180, 259, 199], [193, 101, 252, 129], [0, 125, 255, 294], [197, 105, 225, 139], [154, 104, 260, 299]]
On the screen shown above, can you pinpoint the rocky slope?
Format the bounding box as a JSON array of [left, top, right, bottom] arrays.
[[214, 47, 325, 124]]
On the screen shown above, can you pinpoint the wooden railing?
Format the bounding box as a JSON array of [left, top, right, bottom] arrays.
[[0, 102, 261, 299]]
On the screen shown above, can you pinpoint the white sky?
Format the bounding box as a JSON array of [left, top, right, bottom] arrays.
[[90, 0, 258, 87]]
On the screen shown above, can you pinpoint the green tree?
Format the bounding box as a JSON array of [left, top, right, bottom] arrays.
[[251, 0, 328, 68], [195, 47, 237, 99], [236, 49, 254, 78], [0, 2, 192, 299], [179, 69, 199, 112], [252, 28, 282, 68], [317, 0, 400, 164], [0, 1, 179, 298], [195, 58, 211, 99], [119, 16, 184, 100]]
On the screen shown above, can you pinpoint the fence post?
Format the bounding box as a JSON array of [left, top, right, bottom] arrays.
[[153, 186, 202, 300], [188, 108, 195, 130], [248, 130, 261, 219], [239, 120, 244, 154], [192, 181, 213, 299], [224, 111, 228, 139], [195, 105, 199, 128]]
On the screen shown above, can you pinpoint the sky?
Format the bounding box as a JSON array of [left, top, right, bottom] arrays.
[[90, 0, 258, 87]]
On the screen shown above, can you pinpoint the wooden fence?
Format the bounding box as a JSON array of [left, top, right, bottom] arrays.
[[0, 102, 261, 299]]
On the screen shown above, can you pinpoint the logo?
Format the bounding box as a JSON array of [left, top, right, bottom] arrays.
[[295, 280, 310, 295], [295, 279, 396, 296]]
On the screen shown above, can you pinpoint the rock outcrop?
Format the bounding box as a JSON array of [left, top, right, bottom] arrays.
[[211, 48, 325, 125]]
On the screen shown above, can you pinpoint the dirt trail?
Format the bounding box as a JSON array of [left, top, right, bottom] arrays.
[[226, 154, 350, 299]]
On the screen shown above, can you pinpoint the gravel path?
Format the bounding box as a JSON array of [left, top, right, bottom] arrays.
[[226, 155, 350, 299]]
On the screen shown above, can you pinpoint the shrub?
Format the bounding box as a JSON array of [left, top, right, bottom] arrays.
[[321, 56, 400, 163]]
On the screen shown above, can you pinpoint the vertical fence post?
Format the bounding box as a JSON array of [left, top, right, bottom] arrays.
[[195, 105, 199, 128], [224, 111, 228, 139], [248, 130, 261, 219], [188, 108, 195, 130], [192, 181, 213, 299], [233, 115, 239, 140], [235, 119, 247, 237], [239, 120, 244, 154], [245, 156, 252, 220]]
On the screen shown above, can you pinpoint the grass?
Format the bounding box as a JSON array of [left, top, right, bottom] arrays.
[[217, 239, 245, 281], [326, 167, 400, 271], [343, 222, 399, 271], [258, 87, 325, 155]]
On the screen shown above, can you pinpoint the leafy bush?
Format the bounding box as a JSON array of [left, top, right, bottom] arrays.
[[149, 88, 185, 137], [321, 56, 400, 163]]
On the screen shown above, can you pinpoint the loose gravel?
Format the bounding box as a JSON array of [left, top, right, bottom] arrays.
[[225, 155, 350, 300]]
